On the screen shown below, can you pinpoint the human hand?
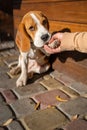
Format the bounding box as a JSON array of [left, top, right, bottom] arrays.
[[44, 33, 63, 54]]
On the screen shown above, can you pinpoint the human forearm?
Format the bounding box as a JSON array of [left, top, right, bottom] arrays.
[[61, 32, 87, 53]]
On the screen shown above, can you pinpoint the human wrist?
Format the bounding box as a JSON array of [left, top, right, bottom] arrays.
[[60, 32, 75, 51]]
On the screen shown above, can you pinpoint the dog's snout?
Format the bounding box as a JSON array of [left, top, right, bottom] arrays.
[[41, 34, 49, 42]]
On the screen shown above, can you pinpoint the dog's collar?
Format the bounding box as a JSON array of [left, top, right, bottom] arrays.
[[29, 40, 50, 65]]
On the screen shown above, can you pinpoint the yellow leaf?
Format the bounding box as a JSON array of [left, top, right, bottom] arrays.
[[72, 114, 79, 120], [47, 105, 55, 108], [3, 118, 13, 126], [56, 96, 68, 102]]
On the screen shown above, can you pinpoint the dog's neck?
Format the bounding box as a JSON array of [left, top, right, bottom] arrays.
[[30, 40, 50, 57]]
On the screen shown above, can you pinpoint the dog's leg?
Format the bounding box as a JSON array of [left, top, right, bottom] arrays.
[[39, 63, 50, 73], [10, 55, 21, 75], [34, 64, 50, 74], [16, 52, 28, 87], [27, 59, 50, 74]]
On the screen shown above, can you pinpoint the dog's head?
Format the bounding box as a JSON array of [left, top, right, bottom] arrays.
[[16, 11, 51, 52]]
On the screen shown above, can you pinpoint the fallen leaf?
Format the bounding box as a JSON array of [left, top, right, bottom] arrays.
[[56, 96, 68, 102], [3, 118, 13, 126], [47, 105, 55, 108], [71, 114, 79, 120]]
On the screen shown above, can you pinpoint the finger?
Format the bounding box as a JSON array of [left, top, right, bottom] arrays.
[[44, 45, 53, 54], [44, 45, 61, 54], [53, 46, 61, 53]]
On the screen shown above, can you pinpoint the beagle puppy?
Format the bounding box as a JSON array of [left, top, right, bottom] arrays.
[[11, 11, 51, 87]]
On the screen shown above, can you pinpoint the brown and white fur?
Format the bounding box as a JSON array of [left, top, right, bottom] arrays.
[[11, 11, 51, 87]]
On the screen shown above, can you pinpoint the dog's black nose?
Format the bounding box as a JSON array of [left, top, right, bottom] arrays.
[[41, 34, 49, 42]]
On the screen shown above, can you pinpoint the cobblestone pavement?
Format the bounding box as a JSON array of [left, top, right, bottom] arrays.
[[0, 43, 87, 130]]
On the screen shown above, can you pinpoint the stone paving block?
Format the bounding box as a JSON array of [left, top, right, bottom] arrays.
[[0, 105, 15, 126], [32, 89, 70, 110], [7, 120, 25, 130], [4, 57, 18, 68], [1, 54, 87, 130], [0, 127, 6, 130], [13, 83, 46, 99], [10, 98, 36, 118], [1, 89, 17, 103], [0, 51, 7, 57], [60, 86, 79, 98], [40, 75, 64, 90], [0, 41, 14, 50], [0, 61, 10, 80], [64, 119, 87, 130], [0, 71, 9, 82], [57, 97, 87, 120], [1, 52, 12, 58], [70, 82, 87, 97], [51, 71, 87, 97], [50, 70, 62, 79], [0, 65, 8, 73], [50, 70, 75, 87], [20, 108, 69, 130], [0, 78, 16, 89], [9, 48, 19, 55], [0, 93, 6, 106]]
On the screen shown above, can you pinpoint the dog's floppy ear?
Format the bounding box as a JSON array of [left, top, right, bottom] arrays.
[[15, 23, 31, 52]]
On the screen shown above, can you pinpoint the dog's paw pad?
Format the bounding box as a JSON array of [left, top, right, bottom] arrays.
[[48, 39, 59, 49]]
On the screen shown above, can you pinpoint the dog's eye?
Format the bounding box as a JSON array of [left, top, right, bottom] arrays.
[[29, 26, 34, 31], [42, 20, 47, 26]]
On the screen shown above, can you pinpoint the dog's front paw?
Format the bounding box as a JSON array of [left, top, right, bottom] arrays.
[[16, 77, 27, 87]]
